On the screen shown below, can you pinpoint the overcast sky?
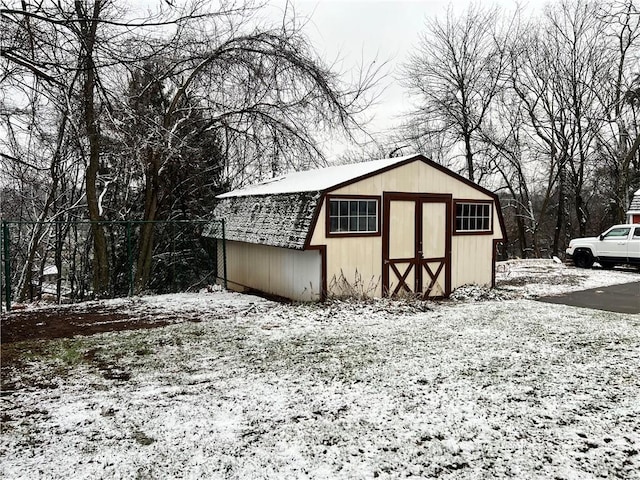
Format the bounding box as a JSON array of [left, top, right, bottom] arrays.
[[275, 0, 547, 155], [258, 0, 546, 156]]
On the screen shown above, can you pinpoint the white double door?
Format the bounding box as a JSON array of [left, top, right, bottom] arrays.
[[383, 194, 451, 298]]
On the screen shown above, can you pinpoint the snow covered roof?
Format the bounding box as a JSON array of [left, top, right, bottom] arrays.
[[217, 154, 420, 198], [206, 153, 505, 249], [32, 265, 58, 275], [43, 265, 58, 276], [628, 188, 640, 213], [208, 155, 425, 249], [204, 191, 321, 249]]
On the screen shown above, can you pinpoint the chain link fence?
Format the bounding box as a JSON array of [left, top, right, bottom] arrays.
[[0, 220, 226, 312]]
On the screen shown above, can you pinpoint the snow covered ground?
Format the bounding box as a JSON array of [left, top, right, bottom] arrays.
[[1, 260, 639, 479]]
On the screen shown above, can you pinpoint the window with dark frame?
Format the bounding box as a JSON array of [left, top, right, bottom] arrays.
[[329, 198, 378, 234], [455, 202, 491, 232]]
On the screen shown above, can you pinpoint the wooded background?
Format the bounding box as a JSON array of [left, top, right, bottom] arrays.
[[1, 0, 638, 297]]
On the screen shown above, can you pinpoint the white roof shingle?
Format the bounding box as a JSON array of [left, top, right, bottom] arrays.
[[217, 154, 419, 198], [204, 191, 321, 249]]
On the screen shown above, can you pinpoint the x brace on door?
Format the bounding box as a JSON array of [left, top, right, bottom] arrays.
[[388, 261, 413, 295]]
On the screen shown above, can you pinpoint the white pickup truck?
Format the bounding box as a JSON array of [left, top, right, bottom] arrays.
[[566, 224, 640, 269]]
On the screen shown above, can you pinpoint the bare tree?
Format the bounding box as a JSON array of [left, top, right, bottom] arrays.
[[479, 93, 539, 257], [506, 0, 613, 255], [595, 0, 640, 223], [1, 1, 87, 299], [112, 5, 381, 292], [432, 0, 639, 258], [402, 4, 512, 183], [547, 0, 611, 240], [2, 0, 382, 295], [2, 0, 132, 296]]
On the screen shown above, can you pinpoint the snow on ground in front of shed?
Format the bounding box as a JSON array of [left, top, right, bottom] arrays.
[[13, 287, 260, 317], [1, 260, 639, 479], [495, 259, 639, 297]]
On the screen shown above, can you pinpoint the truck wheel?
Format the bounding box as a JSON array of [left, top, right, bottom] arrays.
[[574, 250, 594, 269], [599, 261, 615, 270]]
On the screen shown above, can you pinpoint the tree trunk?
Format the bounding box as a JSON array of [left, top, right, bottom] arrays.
[[17, 231, 39, 302], [552, 162, 566, 257], [575, 192, 586, 238], [55, 222, 63, 304], [134, 147, 160, 293], [79, 0, 110, 297], [464, 132, 475, 183], [84, 66, 110, 296], [516, 205, 529, 258]]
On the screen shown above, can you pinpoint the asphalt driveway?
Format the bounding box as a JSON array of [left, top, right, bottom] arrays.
[[537, 281, 640, 314]]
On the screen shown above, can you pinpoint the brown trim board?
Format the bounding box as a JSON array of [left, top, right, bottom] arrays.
[[303, 194, 325, 249], [324, 194, 382, 238]]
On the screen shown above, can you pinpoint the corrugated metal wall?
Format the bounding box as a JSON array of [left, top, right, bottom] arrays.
[[222, 240, 321, 301]]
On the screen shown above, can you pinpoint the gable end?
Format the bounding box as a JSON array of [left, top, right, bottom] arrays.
[[315, 154, 507, 242]]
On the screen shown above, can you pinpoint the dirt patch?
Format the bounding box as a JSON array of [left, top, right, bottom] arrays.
[[0, 304, 179, 372], [1, 306, 172, 345]]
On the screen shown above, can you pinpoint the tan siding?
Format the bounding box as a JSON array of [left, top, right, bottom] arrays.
[[223, 240, 321, 301], [451, 236, 494, 287], [311, 201, 383, 296], [308, 159, 503, 298], [332, 161, 492, 203], [326, 236, 383, 297]]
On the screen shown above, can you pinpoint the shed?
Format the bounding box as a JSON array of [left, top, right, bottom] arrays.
[[204, 154, 506, 301], [627, 189, 640, 224]]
